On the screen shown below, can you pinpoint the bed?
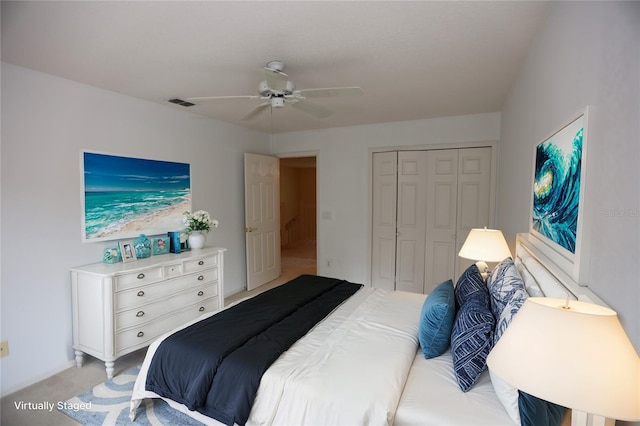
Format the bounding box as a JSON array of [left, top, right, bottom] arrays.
[[129, 233, 605, 425]]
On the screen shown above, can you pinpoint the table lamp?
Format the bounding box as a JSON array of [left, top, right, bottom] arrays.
[[458, 227, 512, 276], [487, 297, 640, 424]]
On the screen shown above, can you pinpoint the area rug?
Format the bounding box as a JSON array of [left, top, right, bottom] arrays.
[[58, 365, 203, 425]]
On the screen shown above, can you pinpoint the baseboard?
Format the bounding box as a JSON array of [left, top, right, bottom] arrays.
[[1, 359, 76, 398]]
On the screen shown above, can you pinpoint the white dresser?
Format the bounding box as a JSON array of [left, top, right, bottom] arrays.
[[70, 247, 225, 378]]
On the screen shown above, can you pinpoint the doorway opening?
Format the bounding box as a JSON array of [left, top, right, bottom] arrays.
[[279, 156, 317, 281]]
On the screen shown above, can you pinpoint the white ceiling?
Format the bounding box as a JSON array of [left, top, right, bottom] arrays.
[[1, 1, 548, 134]]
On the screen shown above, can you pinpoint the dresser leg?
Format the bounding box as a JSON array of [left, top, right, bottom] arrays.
[[105, 361, 115, 379], [74, 350, 84, 368]]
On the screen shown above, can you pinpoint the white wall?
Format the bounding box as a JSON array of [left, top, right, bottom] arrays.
[[498, 1, 640, 355], [271, 113, 501, 284], [0, 63, 270, 396]]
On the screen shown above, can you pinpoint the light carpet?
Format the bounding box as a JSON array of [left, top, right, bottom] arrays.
[[58, 365, 203, 425]]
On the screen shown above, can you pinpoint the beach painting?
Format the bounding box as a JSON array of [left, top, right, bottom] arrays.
[[82, 152, 191, 242]]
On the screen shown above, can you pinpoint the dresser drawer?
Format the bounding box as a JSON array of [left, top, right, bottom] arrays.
[[184, 254, 218, 273], [115, 284, 218, 330], [115, 297, 219, 353], [114, 267, 164, 292], [115, 268, 218, 311]]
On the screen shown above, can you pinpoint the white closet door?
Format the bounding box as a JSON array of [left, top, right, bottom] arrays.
[[455, 147, 493, 279], [424, 150, 459, 294], [395, 151, 427, 293], [371, 152, 398, 290]]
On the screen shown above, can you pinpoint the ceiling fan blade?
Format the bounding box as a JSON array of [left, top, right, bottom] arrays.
[[291, 100, 332, 118], [295, 87, 363, 98], [263, 67, 289, 93], [186, 95, 260, 101], [241, 102, 271, 121]]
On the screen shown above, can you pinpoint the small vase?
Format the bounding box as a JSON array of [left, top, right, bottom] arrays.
[[188, 230, 206, 249], [134, 234, 152, 258]]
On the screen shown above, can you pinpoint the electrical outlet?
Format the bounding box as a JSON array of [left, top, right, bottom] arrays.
[[0, 341, 9, 358]]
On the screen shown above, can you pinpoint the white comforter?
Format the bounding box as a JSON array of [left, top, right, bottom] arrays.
[[130, 287, 426, 426]]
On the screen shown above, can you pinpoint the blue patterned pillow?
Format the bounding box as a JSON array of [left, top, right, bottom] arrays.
[[454, 264, 488, 309], [419, 279, 456, 359], [450, 296, 495, 392], [487, 258, 524, 317]]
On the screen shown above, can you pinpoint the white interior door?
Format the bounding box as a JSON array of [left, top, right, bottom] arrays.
[[395, 151, 427, 293], [424, 149, 459, 294], [244, 153, 281, 291], [371, 152, 398, 290], [455, 147, 493, 279]]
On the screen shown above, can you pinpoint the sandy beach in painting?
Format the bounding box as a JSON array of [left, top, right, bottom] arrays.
[[96, 200, 190, 238], [90, 194, 191, 240]]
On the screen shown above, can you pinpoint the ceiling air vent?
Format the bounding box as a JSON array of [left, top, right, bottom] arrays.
[[168, 98, 195, 107]]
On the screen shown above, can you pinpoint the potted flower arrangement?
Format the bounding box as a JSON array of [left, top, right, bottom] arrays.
[[183, 210, 219, 249]]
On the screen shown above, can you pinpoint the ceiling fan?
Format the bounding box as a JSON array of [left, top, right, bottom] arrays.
[[185, 60, 363, 120]]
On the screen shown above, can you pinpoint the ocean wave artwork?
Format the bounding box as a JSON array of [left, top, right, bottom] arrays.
[[83, 152, 191, 241], [532, 119, 583, 254]]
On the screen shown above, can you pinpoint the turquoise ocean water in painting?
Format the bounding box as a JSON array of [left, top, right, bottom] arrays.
[[84, 189, 190, 239]]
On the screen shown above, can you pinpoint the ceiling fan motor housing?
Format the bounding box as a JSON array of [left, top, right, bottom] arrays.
[[259, 80, 295, 96]]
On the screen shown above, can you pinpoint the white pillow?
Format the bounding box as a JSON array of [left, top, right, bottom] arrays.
[[489, 369, 521, 426]]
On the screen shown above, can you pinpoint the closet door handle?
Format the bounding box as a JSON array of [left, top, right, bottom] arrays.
[[137, 291, 145, 297], [197, 291, 204, 296], [137, 273, 145, 279], [137, 331, 144, 338], [136, 310, 145, 317], [199, 307, 205, 312]]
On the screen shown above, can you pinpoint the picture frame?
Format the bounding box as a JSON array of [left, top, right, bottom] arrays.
[[119, 240, 138, 263], [529, 107, 590, 285], [152, 236, 170, 255], [81, 151, 191, 242]]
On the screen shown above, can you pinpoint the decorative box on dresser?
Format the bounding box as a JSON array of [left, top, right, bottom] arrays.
[[70, 247, 225, 378]]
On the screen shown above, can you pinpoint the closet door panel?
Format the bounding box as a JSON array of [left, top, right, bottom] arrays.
[[395, 152, 427, 293], [371, 152, 398, 290], [455, 147, 492, 278], [425, 150, 458, 294]]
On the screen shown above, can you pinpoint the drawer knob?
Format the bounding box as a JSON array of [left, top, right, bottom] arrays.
[[137, 273, 145, 279], [198, 260, 205, 266], [199, 307, 205, 312], [136, 310, 145, 317], [137, 331, 144, 338], [137, 291, 145, 297], [198, 275, 204, 281], [197, 290, 204, 296]]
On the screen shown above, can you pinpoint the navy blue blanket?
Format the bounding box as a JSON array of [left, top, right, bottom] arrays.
[[145, 275, 363, 426]]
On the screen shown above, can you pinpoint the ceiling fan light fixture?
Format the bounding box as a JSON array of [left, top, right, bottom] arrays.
[[271, 97, 285, 108]]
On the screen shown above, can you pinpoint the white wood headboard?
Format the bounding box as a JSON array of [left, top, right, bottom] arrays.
[[514, 233, 607, 307]]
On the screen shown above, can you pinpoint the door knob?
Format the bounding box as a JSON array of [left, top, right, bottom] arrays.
[[245, 227, 257, 233]]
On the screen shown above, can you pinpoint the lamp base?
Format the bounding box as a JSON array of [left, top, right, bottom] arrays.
[[571, 410, 614, 426], [475, 261, 489, 280]]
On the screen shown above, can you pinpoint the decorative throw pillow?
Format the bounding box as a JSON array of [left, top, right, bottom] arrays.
[[494, 287, 527, 344], [489, 369, 522, 425], [450, 296, 495, 392], [418, 279, 456, 359], [486, 258, 524, 321], [518, 390, 567, 426], [454, 264, 488, 309]]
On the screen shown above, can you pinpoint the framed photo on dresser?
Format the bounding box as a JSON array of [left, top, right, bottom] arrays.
[[119, 240, 137, 263]]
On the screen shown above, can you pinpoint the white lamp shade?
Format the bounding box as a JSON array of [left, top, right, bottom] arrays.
[[487, 298, 640, 421], [458, 228, 511, 262]]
